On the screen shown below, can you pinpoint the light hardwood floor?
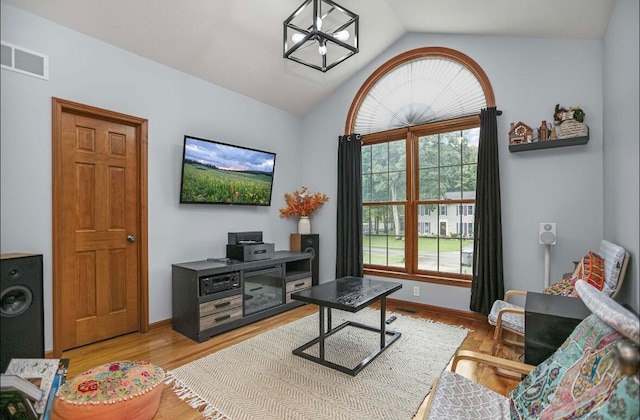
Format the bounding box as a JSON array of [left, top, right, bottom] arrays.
[[60, 303, 521, 419]]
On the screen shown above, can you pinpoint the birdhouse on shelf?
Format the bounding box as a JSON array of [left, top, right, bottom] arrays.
[[508, 121, 534, 145]]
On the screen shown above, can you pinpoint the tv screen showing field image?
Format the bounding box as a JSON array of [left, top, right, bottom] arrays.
[[180, 136, 276, 205]]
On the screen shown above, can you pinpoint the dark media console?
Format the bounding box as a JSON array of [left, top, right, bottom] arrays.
[[172, 250, 314, 343]]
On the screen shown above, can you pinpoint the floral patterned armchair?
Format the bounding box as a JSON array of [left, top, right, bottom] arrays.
[[423, 280, 639, 419]]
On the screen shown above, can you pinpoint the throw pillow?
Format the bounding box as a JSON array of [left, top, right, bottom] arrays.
[[579, 251, 605, 291]]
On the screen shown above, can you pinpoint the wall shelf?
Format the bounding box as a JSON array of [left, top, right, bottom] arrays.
[[509, 134, 589, 153]]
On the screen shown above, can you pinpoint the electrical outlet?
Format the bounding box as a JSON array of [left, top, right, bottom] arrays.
[[413, 286, 420, 296]]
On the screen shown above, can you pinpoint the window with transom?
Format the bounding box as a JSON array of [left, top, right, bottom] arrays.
[[347, 47, 495, 287]]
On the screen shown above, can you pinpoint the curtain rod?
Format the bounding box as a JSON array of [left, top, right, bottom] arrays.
[[472, 109, 502, 116], [477, 108, 503, 115]]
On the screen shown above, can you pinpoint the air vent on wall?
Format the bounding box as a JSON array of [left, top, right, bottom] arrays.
[[1, 41, 49, 80]]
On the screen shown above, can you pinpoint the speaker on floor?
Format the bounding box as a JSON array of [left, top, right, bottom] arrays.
[[1, 254, 44, 372], [290, 234, 319, 286], [539, 223, 557, 245]]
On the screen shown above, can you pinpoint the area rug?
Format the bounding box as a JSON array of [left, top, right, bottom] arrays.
[[166, 308, 469, 420]]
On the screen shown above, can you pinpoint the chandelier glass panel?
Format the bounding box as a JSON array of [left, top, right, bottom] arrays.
[[283, 0, 359, 72]]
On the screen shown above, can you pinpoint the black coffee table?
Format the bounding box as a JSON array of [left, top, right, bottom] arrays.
[[291, 276, 402, 376]]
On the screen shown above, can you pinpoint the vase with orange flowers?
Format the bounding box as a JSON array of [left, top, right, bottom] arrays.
[[279, 186, 329, 234]]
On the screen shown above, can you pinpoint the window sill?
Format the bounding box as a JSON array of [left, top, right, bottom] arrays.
[[363, 268, 472, 288]]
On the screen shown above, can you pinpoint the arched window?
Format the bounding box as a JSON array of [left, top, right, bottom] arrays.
[[346, 47, 495, 286]]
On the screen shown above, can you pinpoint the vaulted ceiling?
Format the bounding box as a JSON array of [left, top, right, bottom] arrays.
[[3, 0, 615, 116]]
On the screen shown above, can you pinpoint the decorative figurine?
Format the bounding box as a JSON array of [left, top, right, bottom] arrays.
[[538, 120, 551, 141], [553, 104, 588, 139], [554, 104, 569, 125], [554, 104, 585, 125]]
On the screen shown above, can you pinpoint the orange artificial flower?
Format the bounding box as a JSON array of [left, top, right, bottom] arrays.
[[279, 186, 329, 217]]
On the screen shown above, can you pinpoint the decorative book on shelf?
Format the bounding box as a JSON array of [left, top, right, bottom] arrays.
[[4, 359, 60, 417]]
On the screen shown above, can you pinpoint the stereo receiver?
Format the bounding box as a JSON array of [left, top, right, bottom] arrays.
[[199, 271, 241, 296]]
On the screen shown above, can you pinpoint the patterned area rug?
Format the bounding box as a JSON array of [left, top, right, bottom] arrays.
[[166, 308, 469, 420]]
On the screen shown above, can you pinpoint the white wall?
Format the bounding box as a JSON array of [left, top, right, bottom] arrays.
[[302, 33, 606, 310], [1, 3, 305, 352], [603, 0, 640, 311]]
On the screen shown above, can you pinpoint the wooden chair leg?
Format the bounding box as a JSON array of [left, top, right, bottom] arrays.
[[492, 329, 526, 379], [492, 324, 503, 356]]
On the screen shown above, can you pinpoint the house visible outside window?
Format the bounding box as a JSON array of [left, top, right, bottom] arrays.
[[456, 222, 474, 237], [456, 204, 475, 216], [349, 47, 495, 287], [418, 205, 431, 216]]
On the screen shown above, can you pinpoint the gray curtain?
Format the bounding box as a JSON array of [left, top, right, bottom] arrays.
[[470, 107, 504, 314], [336, 133, 363, 278]]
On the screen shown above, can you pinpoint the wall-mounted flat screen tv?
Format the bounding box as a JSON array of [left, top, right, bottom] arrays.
[[179, 135, 276, 206]]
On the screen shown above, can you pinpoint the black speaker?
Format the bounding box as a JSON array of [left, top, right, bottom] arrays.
[[1, 254, 44, 372], [290, 234, 319, 286]]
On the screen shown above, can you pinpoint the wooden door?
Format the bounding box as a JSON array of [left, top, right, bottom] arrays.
[[52, 98, 148, 355]]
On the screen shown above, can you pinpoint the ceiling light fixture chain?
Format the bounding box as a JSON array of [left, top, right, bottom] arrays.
[[283, 0, 359, 72]]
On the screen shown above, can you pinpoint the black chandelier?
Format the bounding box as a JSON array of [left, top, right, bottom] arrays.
[[283, 0, 359, 72]]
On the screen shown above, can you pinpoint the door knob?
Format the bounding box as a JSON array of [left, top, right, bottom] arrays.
[[127, 235, 136, 242]]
